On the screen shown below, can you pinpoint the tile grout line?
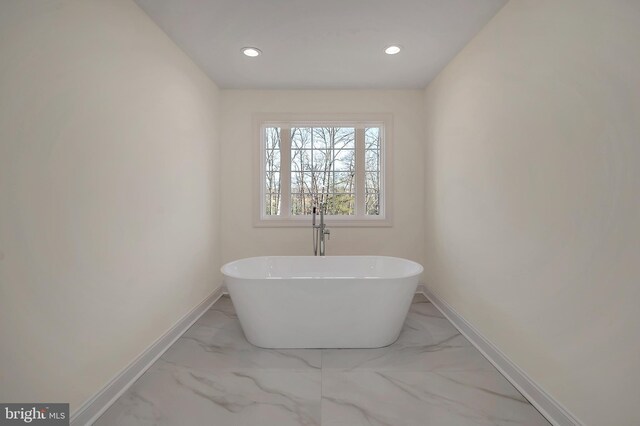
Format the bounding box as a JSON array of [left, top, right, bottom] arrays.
[[320, 349, 323, 426]]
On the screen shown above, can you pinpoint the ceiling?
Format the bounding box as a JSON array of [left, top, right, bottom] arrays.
[[134, 0, 507, 89]]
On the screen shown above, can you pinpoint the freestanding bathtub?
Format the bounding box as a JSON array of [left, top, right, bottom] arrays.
[[221, 256, 423, 349]]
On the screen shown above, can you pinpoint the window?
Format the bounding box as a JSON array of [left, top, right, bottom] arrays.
[[255, 114, 392, 227]]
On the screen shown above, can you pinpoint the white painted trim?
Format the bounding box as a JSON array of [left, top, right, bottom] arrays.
[[70, 287, 226, 426], [71, 284, 580, 425], [418, 285, 583, 426], [279, 126, 292, 216], [252, 216, 392, 228], [252, 112, 393, 227], [354, 127, 365, 217]]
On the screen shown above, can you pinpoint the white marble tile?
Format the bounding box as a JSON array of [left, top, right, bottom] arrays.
[[95, 360, 321, 426], [323, 301, 494, 373], [191, 295, 237, 329], [411, 293, 429, 304], [162, 296, 321, 371], [163, 324, 321, 371], [321, 370, 551, 426], [402, 299, 459, 341], [97, 296, 552, 426], [321, 338, 494, 373]]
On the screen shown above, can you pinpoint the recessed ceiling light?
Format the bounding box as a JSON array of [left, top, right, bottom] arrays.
[[384, 45, 402, 55], [242, 47, 261, 57]]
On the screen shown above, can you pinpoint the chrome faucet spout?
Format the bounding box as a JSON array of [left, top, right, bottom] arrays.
[[312, 203, 330, 256]]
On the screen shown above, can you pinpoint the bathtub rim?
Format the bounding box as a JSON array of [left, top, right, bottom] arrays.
[[220, 255, 424, 281]]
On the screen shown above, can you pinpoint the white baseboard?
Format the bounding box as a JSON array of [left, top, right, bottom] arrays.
[[70, 286, 226, 426], [418, 285, 582, 426], [70, 285, 580, 425]]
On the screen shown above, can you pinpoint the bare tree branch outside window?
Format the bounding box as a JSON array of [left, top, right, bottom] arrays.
[[365, 127, 381, 215], [264, 127, 281, 215], [291, 127, 355, 215], [264, 125, 381, 217]]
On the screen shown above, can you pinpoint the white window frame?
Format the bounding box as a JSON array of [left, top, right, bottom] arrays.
[[253, 113, 393, 227]]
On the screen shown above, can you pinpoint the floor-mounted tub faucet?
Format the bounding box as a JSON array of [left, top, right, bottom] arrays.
[[312, 203, 330, 256]]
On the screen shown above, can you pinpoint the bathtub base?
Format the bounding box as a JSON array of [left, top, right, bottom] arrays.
[[222, 256, 423, 349]]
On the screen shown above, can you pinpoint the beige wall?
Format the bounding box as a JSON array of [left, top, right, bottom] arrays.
[[423, 1, 640, 424], [3, 0, 638, 422], [220, 90, 424, 266], [0, 0, 221, 413]]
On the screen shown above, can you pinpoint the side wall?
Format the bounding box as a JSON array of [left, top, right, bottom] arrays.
[[423, 1, 640, 424], [220, 90, 424, 266], [0, 0, 222, 412]]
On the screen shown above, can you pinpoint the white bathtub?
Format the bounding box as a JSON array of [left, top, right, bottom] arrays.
[[221, 256, 423, 349]]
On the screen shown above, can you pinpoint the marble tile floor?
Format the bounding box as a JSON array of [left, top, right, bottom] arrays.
[[95, 295, 551, 426]]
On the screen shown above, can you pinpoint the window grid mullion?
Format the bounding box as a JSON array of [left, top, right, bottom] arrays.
[[262, 122, 386, 222], [355, 128, 365, 216], [280, 128, 291, 217], [311, 128, 316, 205]]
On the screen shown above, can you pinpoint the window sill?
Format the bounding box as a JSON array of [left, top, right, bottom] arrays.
[[254, 217, 392, 228]]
